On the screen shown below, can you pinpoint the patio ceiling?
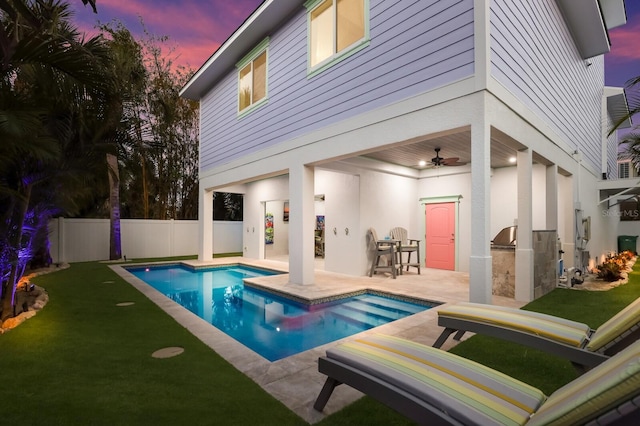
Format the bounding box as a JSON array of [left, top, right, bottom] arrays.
[[357, 128, 541, 171]]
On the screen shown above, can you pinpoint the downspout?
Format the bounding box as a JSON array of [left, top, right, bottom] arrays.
[[573, 150, 585, 270]]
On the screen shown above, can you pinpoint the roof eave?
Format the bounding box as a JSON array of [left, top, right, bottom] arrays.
[[180, 0, 302, 100], [605, 86, 633, 129], [556, 0, 612, 59], [600, 0, 627, 29]]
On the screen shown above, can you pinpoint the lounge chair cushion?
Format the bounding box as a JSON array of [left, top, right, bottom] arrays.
[[527, 339, 640, 425], [438, 302, 591, 347], [326, 334, 546, 425], [587, 296, 640, 352]]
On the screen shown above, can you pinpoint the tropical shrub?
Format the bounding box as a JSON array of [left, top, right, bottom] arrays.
[[620, 250, 635, 261], [594, 252, 634, 282]]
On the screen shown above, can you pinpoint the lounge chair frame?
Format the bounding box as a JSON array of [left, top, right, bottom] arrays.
[[433, 318, 607, 368], [314, 356, 462, 425], [433, 310, 640, 370]]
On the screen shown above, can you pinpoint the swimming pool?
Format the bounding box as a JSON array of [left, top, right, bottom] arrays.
[[128, 264, 432, 361]]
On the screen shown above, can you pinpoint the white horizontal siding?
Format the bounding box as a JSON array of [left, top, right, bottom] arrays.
[[200, 0, 474, 173], [490, 0, 604, 171], [606, 109, 619, 179]]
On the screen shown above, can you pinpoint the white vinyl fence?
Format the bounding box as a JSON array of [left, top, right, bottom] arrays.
[[48, 218, 243, 263]]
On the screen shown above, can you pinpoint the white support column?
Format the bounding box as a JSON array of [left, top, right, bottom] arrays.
[[546, 163, 560, 287], [289, 165, 315, 285], [546, 164, 558, 231], [199, 186, 213, 261], [516, 149, 534, 302], [469, 119, 492, 304]]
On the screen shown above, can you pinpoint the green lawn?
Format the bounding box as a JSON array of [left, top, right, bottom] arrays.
[[1, 259, 638, 425]]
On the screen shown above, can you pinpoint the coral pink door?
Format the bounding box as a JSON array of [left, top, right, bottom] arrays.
[[425, 203, 455, 270]]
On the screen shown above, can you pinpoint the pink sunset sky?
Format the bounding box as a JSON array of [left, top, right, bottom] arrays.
[[71, 0, 640, 86], [70, 0, 264, 72]]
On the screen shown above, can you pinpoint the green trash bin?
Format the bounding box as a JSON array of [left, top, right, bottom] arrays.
[[618, 235, 638, 254]]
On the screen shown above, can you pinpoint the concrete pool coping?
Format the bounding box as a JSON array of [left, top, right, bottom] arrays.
[[111, 257, 524, 424]]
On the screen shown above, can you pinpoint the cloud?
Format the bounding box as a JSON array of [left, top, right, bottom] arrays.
[[81, 0, 232, 42], [608, 19, 640, 63], [71, 0, 262, 69], [174, 41, 223, 70]]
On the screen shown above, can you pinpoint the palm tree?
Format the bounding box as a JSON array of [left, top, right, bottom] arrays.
[[612, 76, 640, 130], [1, 0, 111, 320], [106, 24, 199, 221], [97, 21, 148, 257], [619, 77, 640, 174], [610, 76, 640, 174], [619, 131, 640, 174]]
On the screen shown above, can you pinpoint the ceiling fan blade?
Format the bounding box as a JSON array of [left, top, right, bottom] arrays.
[[441, 157, 459, 165], [442, 157, 467, 166]]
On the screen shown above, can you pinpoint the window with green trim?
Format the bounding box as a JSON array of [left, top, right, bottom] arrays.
[[237, 38, 269, 114], [306, 0, 368, 72]]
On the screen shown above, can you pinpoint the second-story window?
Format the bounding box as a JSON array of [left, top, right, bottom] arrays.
[[619, 161, 630, 179], [306, 0, 368, 74], [237, 38, 269, 114]]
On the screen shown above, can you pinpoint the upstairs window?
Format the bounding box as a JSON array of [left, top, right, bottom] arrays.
[[619, 161, 630, 179], [237, 38, 269, 115], [306, 0, 368, 75]]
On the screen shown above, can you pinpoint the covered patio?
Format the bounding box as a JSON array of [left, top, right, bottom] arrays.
[[198, 91, 592, 306]]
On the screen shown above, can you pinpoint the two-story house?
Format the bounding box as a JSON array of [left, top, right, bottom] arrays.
[[181, 0, 629, 303]]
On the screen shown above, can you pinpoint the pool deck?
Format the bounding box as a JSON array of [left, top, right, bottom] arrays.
[[111, 257, 525, 424]]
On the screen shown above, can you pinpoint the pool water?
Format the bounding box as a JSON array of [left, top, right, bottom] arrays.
[[128, 264, 431, 361]]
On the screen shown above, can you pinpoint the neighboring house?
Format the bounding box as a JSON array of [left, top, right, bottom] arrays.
[[608, 154, 640, 236], [181, 0, 631, 303], [618, 158, 640, 180]]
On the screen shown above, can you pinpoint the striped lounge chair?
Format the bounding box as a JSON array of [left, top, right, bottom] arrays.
[[432, 297, 640, 370], [313, 334, 640, 425]]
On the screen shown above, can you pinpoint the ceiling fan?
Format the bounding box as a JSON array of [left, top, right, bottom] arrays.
[[428, 147, 467, 167]]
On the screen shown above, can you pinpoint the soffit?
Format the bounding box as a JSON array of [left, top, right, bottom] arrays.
[[600, 0, 627, 29], [556, 0, 610, 59], [607, 92, 632, 129]]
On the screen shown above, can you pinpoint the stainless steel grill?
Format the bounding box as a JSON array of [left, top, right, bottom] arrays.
[[492, 226, 517, 247]]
